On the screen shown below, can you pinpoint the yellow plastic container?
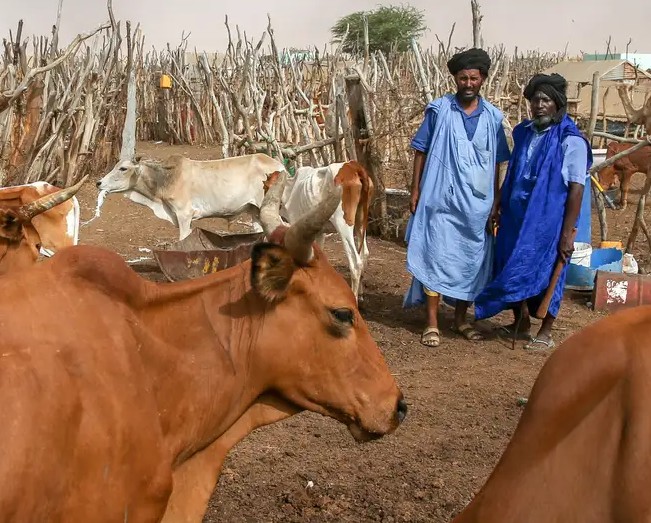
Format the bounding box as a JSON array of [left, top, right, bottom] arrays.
[[159, 74, 172, 89], [600, 240, 623, 250]]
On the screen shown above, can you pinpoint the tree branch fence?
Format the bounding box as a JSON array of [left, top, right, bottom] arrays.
[[1, 11, 572, 237]]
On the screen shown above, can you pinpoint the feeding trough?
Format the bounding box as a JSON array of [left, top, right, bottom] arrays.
[[153, 227, 265, 282]]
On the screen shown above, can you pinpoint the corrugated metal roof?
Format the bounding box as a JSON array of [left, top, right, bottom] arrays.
[[602, 62, 625, 81], [543, 60, 651, 83], [583, 53, 651, 71]]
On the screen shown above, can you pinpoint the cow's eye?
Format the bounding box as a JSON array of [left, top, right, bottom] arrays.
[[330, 308, 354, 325]]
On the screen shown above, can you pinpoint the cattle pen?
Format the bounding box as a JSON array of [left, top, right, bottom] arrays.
[[2, 2, 651, 522]]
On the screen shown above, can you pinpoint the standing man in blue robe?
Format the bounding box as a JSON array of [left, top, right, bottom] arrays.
[[474, 73, 592, 350], [403, 48, 511, 347]]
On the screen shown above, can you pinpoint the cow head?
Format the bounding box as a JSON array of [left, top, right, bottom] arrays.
[[598, 164, 618, 190], [333, 160, 374, 227], [250, 171, 406, 441], [0, 176, 87, 275], [96, 158, 141, 192]]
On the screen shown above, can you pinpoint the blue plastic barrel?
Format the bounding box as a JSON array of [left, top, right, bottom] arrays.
[[576, 174, 592, 244]]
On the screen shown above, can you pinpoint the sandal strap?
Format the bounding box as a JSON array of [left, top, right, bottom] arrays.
[[526, 337, 554, 348], [422, 327, 440, 336], [456, 324, 483, 338]]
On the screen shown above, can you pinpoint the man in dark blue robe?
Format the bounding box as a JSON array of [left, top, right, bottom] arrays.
[[474, 73, 593, 350]]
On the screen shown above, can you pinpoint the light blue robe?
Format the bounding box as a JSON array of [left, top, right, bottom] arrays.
[[404, 94, 508, 307]]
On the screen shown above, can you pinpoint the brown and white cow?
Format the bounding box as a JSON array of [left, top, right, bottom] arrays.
[[598, 141, 651, 210], [0, 171, 405, 522], [0, 176, 86, 275], [264, 160, 374, 303], [96, 153, 287, 240], [452, 306, 651, 523]]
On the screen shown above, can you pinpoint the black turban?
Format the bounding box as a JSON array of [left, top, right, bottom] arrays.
[[523, 73, 568, 110], [447, 48, 491, 76]]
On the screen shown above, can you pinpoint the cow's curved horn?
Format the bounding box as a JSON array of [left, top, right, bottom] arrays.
[[16, 175, 89, 222], [284, 181, 342, 264], [259, 170, 286, 236]]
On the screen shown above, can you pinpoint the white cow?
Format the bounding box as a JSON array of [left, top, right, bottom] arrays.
[[264, 160, 374, 304], [97, 153, 287, 240]]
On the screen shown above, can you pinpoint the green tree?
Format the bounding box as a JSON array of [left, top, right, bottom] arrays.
[[330, 5, 427, 55]]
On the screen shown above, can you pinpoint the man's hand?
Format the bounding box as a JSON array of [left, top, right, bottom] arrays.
[[558, 232, 575, 263], [487, 202, 500, 235], [410, 190, 420, 214]]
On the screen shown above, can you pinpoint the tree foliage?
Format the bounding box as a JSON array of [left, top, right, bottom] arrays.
[[330, 5, 427, 55]]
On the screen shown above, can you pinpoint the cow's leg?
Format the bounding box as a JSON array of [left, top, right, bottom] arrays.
[[620, 172, 631, 210], [358, 236, 370, 304], [332, 217, 362, 302], [176, 212, 193, 240], [161, 395, 299, 523]]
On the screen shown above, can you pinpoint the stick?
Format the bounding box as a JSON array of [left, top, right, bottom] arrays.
[[586, 70, 600, 146], [535, 228, 577, 319], [590, 174, 617, 209]]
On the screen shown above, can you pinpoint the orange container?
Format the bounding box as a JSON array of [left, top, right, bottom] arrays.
[[159, 74, 172, 89], [600, 240, 623, 250]]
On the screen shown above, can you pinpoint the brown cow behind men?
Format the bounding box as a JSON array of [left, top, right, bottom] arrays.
[[598, 141, 651, 210], [452, 306, 651, 523], [0, 171, 406, 522]]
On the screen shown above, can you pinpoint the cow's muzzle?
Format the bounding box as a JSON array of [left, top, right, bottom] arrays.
[[397, 397, 408, 424], [347, 394, 408, 443]]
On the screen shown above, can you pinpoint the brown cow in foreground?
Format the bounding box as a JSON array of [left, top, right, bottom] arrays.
[[0, 171, 406, 522], [0, 176, 86, 274], [598, 141, 651, 210], [452, 306, 651, 523]]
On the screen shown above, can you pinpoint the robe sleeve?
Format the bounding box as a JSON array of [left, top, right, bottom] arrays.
[[411, 104, 439, 153], [561, 135, 588, 186], [495, 123, 511, 164]]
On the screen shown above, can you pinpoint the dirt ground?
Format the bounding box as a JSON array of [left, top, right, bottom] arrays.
[[73, 141, 645, 522]]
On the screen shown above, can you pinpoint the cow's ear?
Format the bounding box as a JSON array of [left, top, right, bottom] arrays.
[[250, 243, 297, 302], [0, 210, 23, 241]]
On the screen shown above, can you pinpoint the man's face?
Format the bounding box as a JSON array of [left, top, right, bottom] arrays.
[[454, 69, 485, 102], [530, 90, 558, 127]]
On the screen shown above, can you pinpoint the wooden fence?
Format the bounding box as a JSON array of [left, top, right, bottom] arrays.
[[19, 10, 644, 239]]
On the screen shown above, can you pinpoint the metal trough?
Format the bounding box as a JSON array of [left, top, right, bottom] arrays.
[[153, 228, 265, 282]]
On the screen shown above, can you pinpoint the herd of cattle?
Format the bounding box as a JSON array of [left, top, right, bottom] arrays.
[[0, 152, 649, 522]]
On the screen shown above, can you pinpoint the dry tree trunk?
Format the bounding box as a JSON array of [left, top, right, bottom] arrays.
[[471, 0, 483, 49]]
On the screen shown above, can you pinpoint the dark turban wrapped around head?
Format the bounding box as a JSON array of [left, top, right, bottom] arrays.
[[523, 73, 568, 110], [447, 48, 491, 76]]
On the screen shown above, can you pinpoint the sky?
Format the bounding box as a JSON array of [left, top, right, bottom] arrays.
[[3, 0, 649, 57]]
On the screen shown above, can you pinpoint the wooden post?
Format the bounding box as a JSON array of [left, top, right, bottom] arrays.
[[156, 88, 171, 143], [586, 70, 608, 241], [587, 70, 600, 147], [335, 72, 356, 162], [471, 0, 483, 49], [345, 74, 389, 238]]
